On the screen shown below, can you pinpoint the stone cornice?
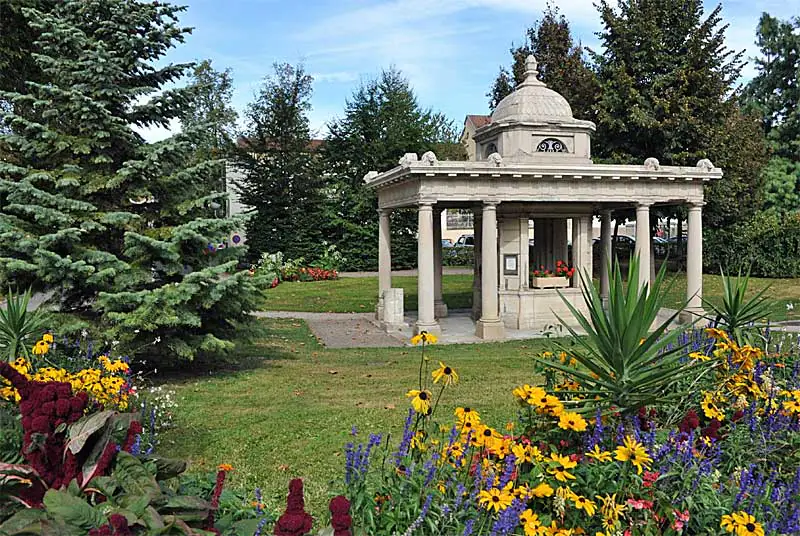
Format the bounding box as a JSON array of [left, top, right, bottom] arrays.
[[364, 160, 723, 190]]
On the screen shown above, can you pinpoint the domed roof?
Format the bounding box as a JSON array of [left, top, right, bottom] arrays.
[[490, 56, 574, 123]]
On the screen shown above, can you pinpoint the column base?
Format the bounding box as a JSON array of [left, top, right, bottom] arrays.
[[476, 319, 505, 340], [414, 321, 441, 336], [434, 301, 448, 318], [679, 308, 706, 324]]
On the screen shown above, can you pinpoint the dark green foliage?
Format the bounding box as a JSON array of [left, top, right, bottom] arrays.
[[703, 211, 800, 278], [488, 4, 599, 121], [324, 68, 461, 271], [0, 402, 23, 465], [536, 257, 708, 416], [0, 0, 260, 364], [760, 157, 800, 214], [743, 13, 800, 160], [235, 63, 326, 262]]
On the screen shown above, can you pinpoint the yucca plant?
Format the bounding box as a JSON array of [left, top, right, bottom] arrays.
[[703, 268, 771, 345], [535, 256, 713, 416], [0, 288, 50, 361]]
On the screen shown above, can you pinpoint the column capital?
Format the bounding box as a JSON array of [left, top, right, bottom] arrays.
[[377, 207, 391, 216], [418, 201, 434, 209], [635, 202, 652, 209], [686, 201, 705, 210], [482, 201, 499, 209]]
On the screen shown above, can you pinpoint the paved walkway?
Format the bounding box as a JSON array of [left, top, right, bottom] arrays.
[[253, 311, 405, 348]]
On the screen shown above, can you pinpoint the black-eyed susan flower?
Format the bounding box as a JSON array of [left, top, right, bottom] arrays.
[[410, 331, 437, 345], [721, 512, 764, 536], [406, 389, 432, 414], [596, 493, 625, 521], [478, 484, 513, 513], [547, 453, 577, 482], [614, 436, 652, 475], [42, 333, 54, 344], [32, 340, 49, 355], [530, 482, 554, 498], [432, 361, 458, 386], [572, 494, 597, 516], [585, 444, 612, 462], [454, 406, 480, 424], [558, 411, 588, 432]]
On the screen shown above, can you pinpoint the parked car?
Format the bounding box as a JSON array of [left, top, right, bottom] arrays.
[[442, 238, 454, 248], [455, 234, 474, 247], [593, 235, 636, 256]]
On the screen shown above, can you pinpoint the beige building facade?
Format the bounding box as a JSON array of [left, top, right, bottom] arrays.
[[365, 56, 720, 340]]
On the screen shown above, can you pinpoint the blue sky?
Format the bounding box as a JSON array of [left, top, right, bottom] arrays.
[[141, 0, 800, 141]]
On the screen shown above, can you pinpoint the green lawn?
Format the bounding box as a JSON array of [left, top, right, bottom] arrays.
[[160, 319, 554, 516], [262, 274, 473, 312], [263, 273, 800, 321]]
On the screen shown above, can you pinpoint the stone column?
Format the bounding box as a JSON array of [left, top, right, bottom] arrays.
[[376, 208, 392, 321], [684, 202, 704, 320], [600, 209, 612, 306], [433, 208, 447, 318], [472, 208, 482, 321], [570, 215, 591, 290], [476, 202, 505, 339], [635, 203, 651, 294], [519, 217, 529, 290], [416, 203, 439, 334]]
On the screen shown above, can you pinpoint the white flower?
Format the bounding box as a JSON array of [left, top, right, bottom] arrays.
[[134, 329, 140, 333], [81, 329, 89, 338], [787, 303, 794, 311], [154, 337, 161, 344]]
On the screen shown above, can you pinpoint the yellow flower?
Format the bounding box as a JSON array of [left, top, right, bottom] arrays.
[[42, 333, 54, 344], [475, 425, 502, 449], [32, 340, 49, 355], [783, 398, 800, 414], [512, 384, 546, 405], [689, 351, 711, 361], [548, 453, 577, 482], [572, 494, 597, 516], [520, 509, 543, 536], [721, 512, 764, 536], [410, 331, 437, 345], [406, 389, 432, 414], [705, 327, 730, 341], [585, 445, 612, 462], [701, 391, 726, 421], [530, 482, 554, 498], [596, 494, 625, 521], [478, 486, 514, 513], [530, 392, 564, 416], [410, 431, 427, 451], [217, 463, 233, 472], [455, 406, 480, 425], [614, 436, 652, 474], [558, 412, 588, 432], [431, 361, 458, 386]]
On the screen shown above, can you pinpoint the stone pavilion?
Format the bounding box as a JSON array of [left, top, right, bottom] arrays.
[[364, 56, 722, 340]]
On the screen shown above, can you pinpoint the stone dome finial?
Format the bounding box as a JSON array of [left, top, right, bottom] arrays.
[[525, 55, 539, 80]]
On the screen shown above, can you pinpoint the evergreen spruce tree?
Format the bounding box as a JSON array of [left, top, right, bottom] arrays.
[[235, 63, 325, 261], [488, 4, 598, 121], [0, 0, 260, 363], [324, 69, 460, 270]]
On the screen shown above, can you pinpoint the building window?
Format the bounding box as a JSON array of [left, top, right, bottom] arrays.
[[536, 138, 568, 153], [446, 209, 474, 230], [484, 142, 498, 157]]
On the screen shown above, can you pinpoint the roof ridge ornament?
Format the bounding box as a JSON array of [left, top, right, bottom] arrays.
[[420, 151, 438, 166], [487, 152, 503, 167], [696, 158, 714, 171], [643, 157, 661, 171]]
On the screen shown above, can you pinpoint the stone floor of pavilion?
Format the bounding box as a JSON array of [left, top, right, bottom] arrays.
[[381, 307, 684, 345]]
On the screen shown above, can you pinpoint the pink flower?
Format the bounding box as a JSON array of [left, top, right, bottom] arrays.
[[626, 498, 654, 510]]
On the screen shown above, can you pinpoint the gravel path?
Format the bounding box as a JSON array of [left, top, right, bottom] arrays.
[[253, 311, 405, 348]]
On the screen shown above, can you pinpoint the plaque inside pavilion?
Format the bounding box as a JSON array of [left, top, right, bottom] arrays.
[[364, 56, 722, 340]]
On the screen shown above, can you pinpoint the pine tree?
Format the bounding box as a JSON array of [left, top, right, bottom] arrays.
[[0, 0, 260, 364], [235, 63, 325, 262], [324, 69, 460, 270], [180, 60, 239, 204], [488, 4, 599, 121]]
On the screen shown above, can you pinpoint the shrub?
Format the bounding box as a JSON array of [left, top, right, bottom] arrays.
[[704, 211, 800, 278], [443, 246, 474, 267]]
